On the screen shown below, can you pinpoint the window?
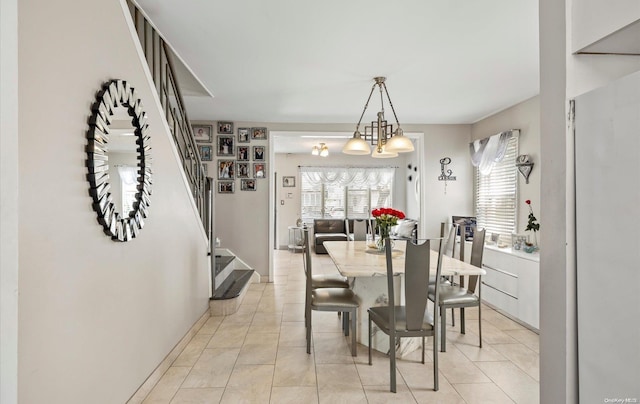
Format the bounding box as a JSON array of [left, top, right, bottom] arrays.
[[474, 136, 518, 244], [300, 167, 394, 223]]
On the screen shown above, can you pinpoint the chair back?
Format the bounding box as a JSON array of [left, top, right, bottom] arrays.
[[466, 228, 486, 294], [385, 238, 445, 331], [302, 228, 313, 300], [352, 219, 367, 241], [443, 223, 459, 259]]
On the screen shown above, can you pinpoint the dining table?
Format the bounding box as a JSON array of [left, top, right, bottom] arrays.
[[323, 239, 486, 356]]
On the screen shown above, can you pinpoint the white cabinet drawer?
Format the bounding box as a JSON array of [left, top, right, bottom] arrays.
[[482, 264, 518, 299], [482, 280, 519, 317]]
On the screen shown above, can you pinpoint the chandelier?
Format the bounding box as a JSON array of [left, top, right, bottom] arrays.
[[311, 142, 329, 157], [342, 77, 414, 158]]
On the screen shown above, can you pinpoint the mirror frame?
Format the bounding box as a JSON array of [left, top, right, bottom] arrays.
[[86, 79, 152, 242]]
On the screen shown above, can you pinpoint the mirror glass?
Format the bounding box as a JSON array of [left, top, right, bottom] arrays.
[[108, 107, 139, 218]]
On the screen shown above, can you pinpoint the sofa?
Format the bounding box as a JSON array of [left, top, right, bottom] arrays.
[[313, 219, 348, 254]]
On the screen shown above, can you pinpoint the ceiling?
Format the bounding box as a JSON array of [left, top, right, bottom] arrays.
[[135, 0, 539, 153]]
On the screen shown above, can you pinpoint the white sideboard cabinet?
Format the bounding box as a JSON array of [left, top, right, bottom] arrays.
[[481, 245, 539, 330]]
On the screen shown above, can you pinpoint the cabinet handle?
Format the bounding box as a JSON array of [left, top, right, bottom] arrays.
[[482, 281, 518, 300], [482, 264, 518, 278]]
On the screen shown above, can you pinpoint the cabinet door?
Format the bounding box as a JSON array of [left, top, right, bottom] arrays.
[[517, 259, 539, 329]]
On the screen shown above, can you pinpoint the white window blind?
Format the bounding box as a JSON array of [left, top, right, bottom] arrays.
[[474, 136, 518, 244]]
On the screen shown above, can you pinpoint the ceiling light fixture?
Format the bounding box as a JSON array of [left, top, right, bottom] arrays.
[[311, 143, 329, 157], [342, 77, 414, 158]]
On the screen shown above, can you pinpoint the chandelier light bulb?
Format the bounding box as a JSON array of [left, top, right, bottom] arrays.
[[311, 145, 319, 155]]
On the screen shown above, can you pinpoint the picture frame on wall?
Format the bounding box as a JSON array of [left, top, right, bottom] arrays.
[[217, 121, 234, 134], [283, 176, 295, 187], [237, 146, 249, 161], [237, 162, 250, 178], [217, 160, 235, 180], [253, 162, 267, 179], [198, 145, 213, 161], [217, 135, 235, 156], [241, 179, 257, 191], [237, 127, 250, 143], [253, 146, 265, 161], [251, 127, 267, 140], [218, 181, 234, 194], [192, 124, 213, 143]]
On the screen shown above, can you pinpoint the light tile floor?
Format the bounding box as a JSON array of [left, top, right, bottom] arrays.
[[142, 250, 540, 403]]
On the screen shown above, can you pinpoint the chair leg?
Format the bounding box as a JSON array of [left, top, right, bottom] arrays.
[[351, 309, 357, 357], [343, 312, 349, 336], [451, 307, 455, 327], [460, 307, 466, 334], [440, 305, 447, 352], [368, 313, 372, 365], [478, 303, 483, 348], [389, 333, 396, 393], [433, 335, 439, 391], [306, 311, 312, 354], [421, 336, 425, 364]]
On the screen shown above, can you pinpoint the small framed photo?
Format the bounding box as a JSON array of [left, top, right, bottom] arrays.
[[253, 146, 265, 161], [237, 162, 250, 178], [217, 121, 233, 134], [198, 145, 213, 161], [253, 162, 267, 179], [218, 160, 235, 180], [283, 176, 295, 187], [241, 179, 257, 191], [237, 146, 250, 161], [251, 127, 267, 140], [217, 135, 235, 156], [218, 181, 234, 194], [237, 127, 250, 143], [192, 124, 213, 143]]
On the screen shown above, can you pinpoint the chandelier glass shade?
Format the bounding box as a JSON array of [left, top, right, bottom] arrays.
[[312, 143, 329, 157], [342, 77, 414, 158]]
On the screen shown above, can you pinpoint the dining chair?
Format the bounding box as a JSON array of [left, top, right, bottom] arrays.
[[302, 228, 359, 356], [437, 223, 459, 326], [301, 228, 350, 290], [368, 237, 445, 392], [429, 228, 486, 352], [349, 219, 368, 241]]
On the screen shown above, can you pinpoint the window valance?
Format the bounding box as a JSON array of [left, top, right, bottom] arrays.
[[469, 129, 519, 175], [299, 166, 395, 187]]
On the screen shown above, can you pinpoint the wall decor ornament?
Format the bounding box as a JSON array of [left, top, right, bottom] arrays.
[[516, 154, 534, 184], [438, 157, 456, 194], [86, 79, 152, 242]]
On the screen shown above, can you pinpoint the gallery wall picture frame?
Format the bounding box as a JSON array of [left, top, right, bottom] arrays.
[[237, 146, 250, 161], [237, 127, 250, 143], [237, 162, 250, 178], [241, 179, 257, 191], [253, 146, 265, 161], [253, 162, 267, 179], [192, 124, 213, 143], [218, 181, 234, 194], [217, 121, 234, 134], [217, 160, 235, 180], [283, 176, 295, 187], [217, 135, 235, 156], [251, 127, 267, 140], [198, 145, 213, 161]]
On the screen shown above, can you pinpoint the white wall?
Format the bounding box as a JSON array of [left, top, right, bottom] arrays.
[[18, 1, 210, 402], [540, 0, 640, 402], [471, 96, 541, 239], [410, 124, 474, 238], [572, 0, 640, 51], [0, 0, 19, 401]]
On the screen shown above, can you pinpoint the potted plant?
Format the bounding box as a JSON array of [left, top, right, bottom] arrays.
[[524, 199, 540, 252]]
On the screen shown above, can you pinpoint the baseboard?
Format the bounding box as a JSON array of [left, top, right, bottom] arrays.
[[126, 308, 210, 404]]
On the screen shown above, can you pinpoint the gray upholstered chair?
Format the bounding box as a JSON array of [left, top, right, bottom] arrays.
[[302, 229, 359, 356], [368, 237, 445, 393], [429, 228, 486, 352]]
